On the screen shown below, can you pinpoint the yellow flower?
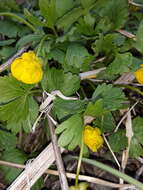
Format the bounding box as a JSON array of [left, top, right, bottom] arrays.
[[83, 125, 103, 152], [134, 65, 143, 84], [11, 51, 43, 84]]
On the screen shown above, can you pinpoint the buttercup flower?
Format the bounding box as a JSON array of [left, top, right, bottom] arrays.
[[11, 51, 43, 84], [83, 125, 104, 152], [134, 65, 143, 84]]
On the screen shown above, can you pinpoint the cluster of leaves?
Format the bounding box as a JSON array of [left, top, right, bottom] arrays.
[[0, 0, 143, 188]]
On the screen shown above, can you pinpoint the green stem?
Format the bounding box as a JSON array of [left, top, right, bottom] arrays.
[[52, 27, 58, 37], [80, 87, 87, 99], [115, 84, 143, 96], [75, 130, 84, 187], [78, 158, 143, 190], [0, 12, 37, 32]]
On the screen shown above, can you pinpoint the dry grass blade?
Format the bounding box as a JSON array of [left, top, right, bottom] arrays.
[[0, 160, 134, 189], [120, 110, 133, 189], [7, 143, 64, 190], [114, 73, 135, 84], [79, 67, 106, 80], [114, 101, 138, 132], [117, 29, 136, 39]]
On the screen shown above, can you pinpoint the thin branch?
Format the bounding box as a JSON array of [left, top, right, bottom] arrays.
[[114, 101, 139, 132], [47, 114, 69, 190], [103, 134, 121, 168], [0, 46, 29, 73], [0, 160, 133, 189]]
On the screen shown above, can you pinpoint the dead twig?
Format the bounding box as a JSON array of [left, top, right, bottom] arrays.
[[103, 134, 121, 168], [47, 113, 69, 190], [114, 101, 139, 132]]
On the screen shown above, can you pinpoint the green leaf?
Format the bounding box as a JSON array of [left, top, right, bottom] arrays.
[[53, 98, 87, 120], [24, 8, 46, 27], [64, 43, 89, 73], [108, 130, 128, 152], [76, 14, 96, 36], [0, 39, 15, 46], [0, 76, 37, 133], [31, 178, 44, 190], [134, 19, 143, 54], [56, 7, 84, 29], [56, 114, 83, 150], [130, 137, 143, 158], [0, 47, 15, 61], [95, 0, 128, 30], [55, 0, 74, 18], [133, 117, 143, 143], [6, 122, 22, 134], [129, 117, 143, 158], [0, 130, 17, 150], [107, 53, 133, 75], [0, 148, 27, 183], [5, 96, 39, 133], [94, 17, 113, 34], [92, 84, 126, 111], [41, 67, 80, 96], [0, 20, 28, 38], [42, 67, 64, 91], [61, 73, 80, 96], [81, 0, 95, 9], [39, 0, 57, 28], [92, 33, 125, 57], [0, 0, 19, 11], [0, 76, 32, 103], [16, 34, 43, 49], [0, 96, 29, 123], [94, 112, 116, 133], [48, 48, 65, 64], [22, 96, 39, 133], [131, 57, 142, 72], [84, 99, 107, 117], [38, 39, 53, 58]]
